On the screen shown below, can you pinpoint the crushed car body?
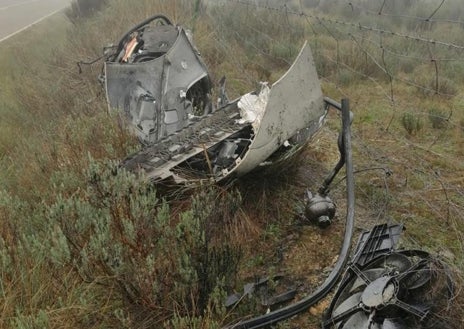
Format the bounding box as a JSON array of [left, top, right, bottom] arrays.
[[105, 15, 213, 144], [99, 16, 459, 328], [103, 15, 327, 183]]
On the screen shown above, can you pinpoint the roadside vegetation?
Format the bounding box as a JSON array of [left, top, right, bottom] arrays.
[[0, 0, 463, 328]]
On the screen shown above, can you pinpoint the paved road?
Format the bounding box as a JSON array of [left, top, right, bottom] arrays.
[[0, 0, 72, 42]]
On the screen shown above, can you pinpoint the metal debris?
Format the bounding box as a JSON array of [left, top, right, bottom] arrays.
[[225, 275, 297, 311], [304, 191, 336, 228], [323, 224, 456, 329], [97, 14, 458, 329], [103, 14, 327, 183]]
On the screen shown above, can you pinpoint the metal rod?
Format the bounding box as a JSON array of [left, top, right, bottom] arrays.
[[323, 96, 342, 111]]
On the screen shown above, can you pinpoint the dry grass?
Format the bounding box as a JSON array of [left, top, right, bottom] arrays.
[[0, 0, 463, 328]]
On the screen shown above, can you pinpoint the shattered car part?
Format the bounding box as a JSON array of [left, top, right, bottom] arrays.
[[105, 15, 212, 145], [322, 223, 455, 329], [96, 13, 459, 329], [301, 99, 353, 228], [304, 189, 336, 228], [104, 15, 327, 182], [322, 249, 455, 329], [351, 223, 404, 267], [225, 275, 297, 311]]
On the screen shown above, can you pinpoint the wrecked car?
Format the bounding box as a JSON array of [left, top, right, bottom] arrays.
[[103, 14, 327, 183], [98, 14, 459, 329]]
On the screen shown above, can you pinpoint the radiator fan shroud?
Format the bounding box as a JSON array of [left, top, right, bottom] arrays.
[[323, 250, 454, 329]]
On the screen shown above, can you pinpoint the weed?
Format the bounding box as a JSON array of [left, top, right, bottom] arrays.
[[337, 68, 356, 86], [1, 1, 464, 328], [397, 58, 416, 74], [401, 112, 423, 136], [10, 310, 50, 328], [66, 0, 109, 23], [45, 159, 242, 326], [433, 77, 459, 97], [418, 76, 459, 97], [428, 107, 449, 129], [443, 61, 464, 84]]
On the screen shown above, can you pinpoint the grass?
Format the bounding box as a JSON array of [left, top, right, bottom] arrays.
[[0, 0, 463, 328]]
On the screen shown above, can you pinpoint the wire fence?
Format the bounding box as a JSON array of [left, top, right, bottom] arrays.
[[210, 0, 464, 120], [208, 0, 464, 132], [204, 0, 464, 239]]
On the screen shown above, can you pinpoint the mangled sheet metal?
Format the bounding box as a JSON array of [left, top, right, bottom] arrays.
[[104, 15, 327, 183], [105, 16, 212, 144], [227, 42, 325, 177]]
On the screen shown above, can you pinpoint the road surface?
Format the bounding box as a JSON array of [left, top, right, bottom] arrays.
[[0, 0, 72, 42]]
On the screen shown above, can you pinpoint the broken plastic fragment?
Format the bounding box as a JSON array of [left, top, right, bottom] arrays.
[[237, 83, 269, 131]]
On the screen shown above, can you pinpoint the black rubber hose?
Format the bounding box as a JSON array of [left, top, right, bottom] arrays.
[[319, 99, 347, 195], [224, 99, 355, 329]]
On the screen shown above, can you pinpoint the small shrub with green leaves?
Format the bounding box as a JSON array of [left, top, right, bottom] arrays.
[[428, 107, 449, 129], [423, 77, 459, 97], [401, 112, 423, 136], [45, 159, 242, 326]]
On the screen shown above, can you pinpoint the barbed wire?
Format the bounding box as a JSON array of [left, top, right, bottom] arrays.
[[202, 11, 281, 93], [219, 0, 464, 100], [357, 36, 464, 62], [223, 0, 464, 51], [207, 0, 464, 151], [347, 33, 461, 98], [305, 13, 460, 100], [211, 0, 464, 212], [346, 0, 464, 25]]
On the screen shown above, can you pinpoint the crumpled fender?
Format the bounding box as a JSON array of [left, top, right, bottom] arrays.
[[226, 41, 326, 177]]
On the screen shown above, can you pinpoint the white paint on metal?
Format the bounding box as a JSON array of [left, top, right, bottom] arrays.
[[229, 41, 326, 176]]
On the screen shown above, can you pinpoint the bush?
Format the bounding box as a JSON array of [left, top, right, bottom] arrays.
[[337, 68, 357, 86], [66, 0, 109, 23], [442, 61, 464, 84], [401, 112, 423, 136], [435, 77, 459, 97], [397, 57, 416, 74], [421, 76, 459, 97], [45, 159, 242, 326], [428, 107, 449, 129]]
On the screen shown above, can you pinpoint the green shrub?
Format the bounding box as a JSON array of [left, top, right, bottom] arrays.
[[421, 76, 459, 97], [435, 77, 459, 97], [270, 42, 300, 63], [339, 42, 385, 80], [337, 68, 357, 86], [428, 107, 449, 129], [10, 310, 50, 329], [442, 61, 464, 84], [45, 159, 242, 326], [401, 112, 423, 136]]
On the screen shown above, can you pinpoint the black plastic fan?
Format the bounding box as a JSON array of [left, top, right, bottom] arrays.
[[323, 250, 452, 329]]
